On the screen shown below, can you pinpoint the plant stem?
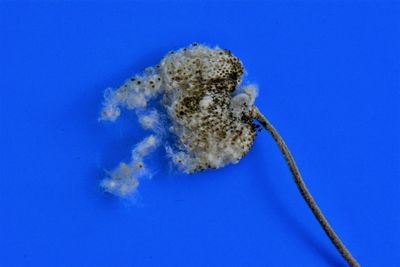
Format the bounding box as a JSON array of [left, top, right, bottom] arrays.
[[252, 107, 360, 267]]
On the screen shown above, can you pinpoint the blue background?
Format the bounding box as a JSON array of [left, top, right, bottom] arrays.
[[1, 1, 399, 266]]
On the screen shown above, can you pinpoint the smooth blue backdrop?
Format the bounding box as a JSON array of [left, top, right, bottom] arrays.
[[1, 1, 399, 266]]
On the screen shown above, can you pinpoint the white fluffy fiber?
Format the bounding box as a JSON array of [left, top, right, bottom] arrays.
[[100, 44, 258, 197]]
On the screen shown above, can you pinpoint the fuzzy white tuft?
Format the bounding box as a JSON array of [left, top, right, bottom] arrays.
[[101, 163, 139, 197]]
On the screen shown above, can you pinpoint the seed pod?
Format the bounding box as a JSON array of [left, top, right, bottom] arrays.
[[100, 44, 259, 196]]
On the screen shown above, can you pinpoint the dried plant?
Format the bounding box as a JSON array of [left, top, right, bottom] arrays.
[[100, 44, 359, 266]]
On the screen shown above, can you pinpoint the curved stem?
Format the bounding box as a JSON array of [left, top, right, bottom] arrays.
[[252, 107, 360, 267]]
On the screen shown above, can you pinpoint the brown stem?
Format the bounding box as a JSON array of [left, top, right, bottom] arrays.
[[252, 106, 360, 267]]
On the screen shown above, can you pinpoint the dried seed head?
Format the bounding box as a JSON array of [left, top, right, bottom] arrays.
[[100, 44, 259, 196]]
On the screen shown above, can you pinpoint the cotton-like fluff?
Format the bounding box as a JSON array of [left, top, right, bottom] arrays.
[[100, 44, 259, 197]]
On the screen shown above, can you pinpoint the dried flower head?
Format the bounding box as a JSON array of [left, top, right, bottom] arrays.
[[100, 44, 258, 197], [99, 44, 360, 267]]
